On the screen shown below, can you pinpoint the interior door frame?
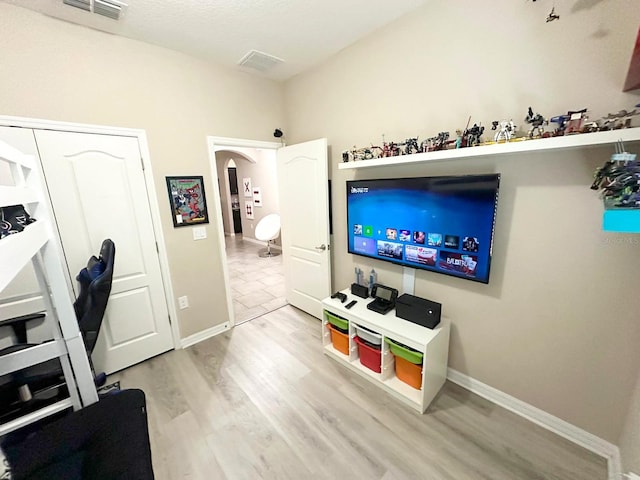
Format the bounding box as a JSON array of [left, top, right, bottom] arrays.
[[206, 136, 282, 328], [0, 115, 181, 350]]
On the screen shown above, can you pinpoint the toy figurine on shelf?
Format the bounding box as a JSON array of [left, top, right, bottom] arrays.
[[403, 137, 420, 155], [369, 144, 383, 159], [549, 114, 569, 136], [492, 120, 517, 142], [524, 107, 547, 138], [421, 132, 449, 152], [600, 105, 640, 130], [591, 140, 640, 207], [465, 123, 485, 147], [455, 130, 464, 149], [434, 132, 450, 150], [564, 108, 588, 134]]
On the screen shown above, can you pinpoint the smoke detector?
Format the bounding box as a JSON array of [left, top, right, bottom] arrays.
[[62, 0, 127, 20], [237, 50, 284, 73]]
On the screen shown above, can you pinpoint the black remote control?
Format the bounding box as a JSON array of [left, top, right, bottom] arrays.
[[345, 300, 357, 309]]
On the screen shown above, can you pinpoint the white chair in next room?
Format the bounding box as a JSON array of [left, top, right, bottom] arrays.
[[254, 213, 281, 257]]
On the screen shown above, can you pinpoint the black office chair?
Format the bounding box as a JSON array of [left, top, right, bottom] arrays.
[[0, 239, 116, 422]]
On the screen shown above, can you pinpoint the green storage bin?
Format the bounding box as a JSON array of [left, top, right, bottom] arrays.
[[324, 310, 349, 331], [385, 338, 423, 364]]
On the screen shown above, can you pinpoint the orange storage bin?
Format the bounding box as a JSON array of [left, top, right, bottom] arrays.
[[394, 354, 423, 389], [327, 324, 349, 355]]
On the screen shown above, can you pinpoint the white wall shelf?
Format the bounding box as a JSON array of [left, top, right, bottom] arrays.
[[338, 128, 640, 170], [322, 289, 449, 413]]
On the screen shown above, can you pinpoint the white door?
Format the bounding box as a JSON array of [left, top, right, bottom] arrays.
[[276, 138, 331, 318], [32, 130, 173, 374]]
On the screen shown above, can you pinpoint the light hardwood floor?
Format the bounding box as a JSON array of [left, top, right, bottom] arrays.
[[113, 306, 607, 480]]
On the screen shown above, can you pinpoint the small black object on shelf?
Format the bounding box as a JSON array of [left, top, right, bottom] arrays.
[[351, 283, 369, 298], [331, 292, 347, 303]]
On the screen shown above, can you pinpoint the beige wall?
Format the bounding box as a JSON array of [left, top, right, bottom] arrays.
[[284, 0, 640, 446], [0, 3, 285, 338], [620, 370, 640, 473]]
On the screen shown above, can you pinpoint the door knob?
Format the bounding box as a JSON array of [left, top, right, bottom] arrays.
[[315, 244, 327, 251]]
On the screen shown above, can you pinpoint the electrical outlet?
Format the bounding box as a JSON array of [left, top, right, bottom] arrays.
[[178, 296, 189, 309]]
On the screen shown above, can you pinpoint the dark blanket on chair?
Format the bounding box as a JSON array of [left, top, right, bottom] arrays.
[[2, 389, 154, 480]]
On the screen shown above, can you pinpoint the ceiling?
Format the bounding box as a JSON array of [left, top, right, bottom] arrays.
[[3, 0, 430, 81]]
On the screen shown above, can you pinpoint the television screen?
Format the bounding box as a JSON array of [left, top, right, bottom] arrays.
[[346, 174, 500, 284]]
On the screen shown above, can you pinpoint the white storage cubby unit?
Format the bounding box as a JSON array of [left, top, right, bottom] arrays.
[[322, 290, 449, 413], [0, 139, 98, 435]]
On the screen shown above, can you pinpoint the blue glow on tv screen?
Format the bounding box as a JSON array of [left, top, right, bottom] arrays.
[[346, 174, 500, 284]]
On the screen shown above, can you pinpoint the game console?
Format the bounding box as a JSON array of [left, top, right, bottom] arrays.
[[366, 283, 398, 315], [395, 294, 441, 329]]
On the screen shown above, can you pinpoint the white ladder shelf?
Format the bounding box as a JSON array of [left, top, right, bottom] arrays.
[[0, 140, 98, 436]]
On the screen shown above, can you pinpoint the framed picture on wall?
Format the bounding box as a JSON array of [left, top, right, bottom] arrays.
[[166, 176, 210, 227], [253, 187, 262, 207], [242, 177, 252, 197], [245, 200, 254, 219]]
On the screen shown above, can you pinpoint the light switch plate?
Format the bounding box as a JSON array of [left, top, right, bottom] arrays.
[[193, 227, 207, 240]]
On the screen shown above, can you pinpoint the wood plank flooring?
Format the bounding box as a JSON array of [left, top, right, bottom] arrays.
[[113, 306, 607, 480]]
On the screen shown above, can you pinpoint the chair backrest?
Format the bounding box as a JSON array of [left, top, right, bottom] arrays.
[[73, 239, 115, 354], [255, 213, 281, 241]]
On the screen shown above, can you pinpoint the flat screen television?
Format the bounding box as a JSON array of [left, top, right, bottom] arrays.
[[346, 174, 500, 284]]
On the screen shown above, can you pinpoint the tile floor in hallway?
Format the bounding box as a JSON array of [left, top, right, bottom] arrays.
[[225, 235, 287, 324]]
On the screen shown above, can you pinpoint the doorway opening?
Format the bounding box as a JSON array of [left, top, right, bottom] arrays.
[[208, 137, 286, 326]]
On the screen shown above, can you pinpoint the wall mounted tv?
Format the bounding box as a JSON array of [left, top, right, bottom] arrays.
[[346, 174, 500, 284]]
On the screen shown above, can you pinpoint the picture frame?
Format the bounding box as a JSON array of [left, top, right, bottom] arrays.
[[166, 176, 209, 228]]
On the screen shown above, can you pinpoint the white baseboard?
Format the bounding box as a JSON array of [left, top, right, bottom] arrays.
[[180, 322, 231, 349], [446, 368, 621, 479], [242, 236, 282, 251]]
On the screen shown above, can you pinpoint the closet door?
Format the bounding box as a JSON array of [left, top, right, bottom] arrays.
[[33, 130, 173, 374]]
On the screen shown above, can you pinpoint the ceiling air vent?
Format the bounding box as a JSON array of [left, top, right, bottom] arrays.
[[62, 0, 127, 20], [63, 0, 90, 11], [94, 0, 124, 19], [238, 50, 284, 73]]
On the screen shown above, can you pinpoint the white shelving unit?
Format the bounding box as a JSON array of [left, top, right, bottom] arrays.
[[321, 290, 449, 413], [0, 140, 98, 436], [338, 127, 640, 170]]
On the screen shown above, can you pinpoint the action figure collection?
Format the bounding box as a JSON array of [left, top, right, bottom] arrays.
[[591, 140, 640, 209], [342, 104, 640, 163]]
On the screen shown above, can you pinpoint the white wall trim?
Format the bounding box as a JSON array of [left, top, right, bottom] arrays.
[[181, 321, 231, 349], [0, 115, 182, 350], [447, 368, 621, 480]]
